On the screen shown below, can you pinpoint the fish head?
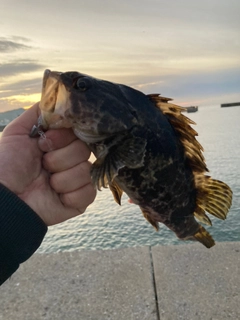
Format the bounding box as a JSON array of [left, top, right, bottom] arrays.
[[39, 69, 138, 143]]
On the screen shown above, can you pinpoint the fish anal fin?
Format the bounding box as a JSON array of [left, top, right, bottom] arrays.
[[193, 225, 215, 248], [140, 207, 159, 231], [109, 180, 123, 205]]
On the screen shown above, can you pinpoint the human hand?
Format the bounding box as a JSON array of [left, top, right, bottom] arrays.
[[0, 103, 96, 226]]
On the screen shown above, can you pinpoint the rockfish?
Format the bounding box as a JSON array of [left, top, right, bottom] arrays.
[[34, 69, 232, 248]]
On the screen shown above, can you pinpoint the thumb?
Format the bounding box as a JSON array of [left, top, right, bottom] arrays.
[[2, 103, 40, 137]]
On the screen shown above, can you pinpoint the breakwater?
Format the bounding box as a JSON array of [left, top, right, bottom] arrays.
[[221, 102, 240, 108]]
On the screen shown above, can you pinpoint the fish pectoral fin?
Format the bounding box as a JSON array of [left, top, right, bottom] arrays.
[[109, 180, 123, 205], [91, 136, 147, 190], [91, 157, 109, 190], [140, 207, 159, 231], [90, 151, 127, 190], [91, 153, 123, 190]]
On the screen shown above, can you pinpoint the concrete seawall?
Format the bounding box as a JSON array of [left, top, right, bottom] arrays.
[[1, 242, 239, 320]]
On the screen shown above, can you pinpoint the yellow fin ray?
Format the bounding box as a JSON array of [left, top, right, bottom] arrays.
[[109, 180, 123, 205], [195, 175, 232, 220], [194, 207, 212, 226], [140, 207, 159, 231], [148, 94, 208, 174], [194, 225, 215, 248]]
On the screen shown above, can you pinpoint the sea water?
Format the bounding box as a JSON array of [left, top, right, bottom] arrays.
[[35, 105, 239, 252]]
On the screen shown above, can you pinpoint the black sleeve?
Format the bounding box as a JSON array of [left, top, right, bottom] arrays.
[[0, 184, 48, 285]]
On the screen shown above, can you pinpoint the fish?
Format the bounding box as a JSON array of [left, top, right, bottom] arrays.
[[35, 69, 233, 248]]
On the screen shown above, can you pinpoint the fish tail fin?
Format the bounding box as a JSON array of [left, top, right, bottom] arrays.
[[193, 225, 215, 248], [195, 175, 232, 221]]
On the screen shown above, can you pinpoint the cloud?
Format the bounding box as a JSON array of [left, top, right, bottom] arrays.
[[10, 35, 32, 43], [0, 60, 45, 78], [0, 40, 31, 53], [0, 36, 33, 53], [0, 98, 26, 112], [132, 67, 240, 106], [0, 78, 42, 98]]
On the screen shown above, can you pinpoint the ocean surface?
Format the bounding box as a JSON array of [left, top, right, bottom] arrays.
[[35, 105, 240, 253]]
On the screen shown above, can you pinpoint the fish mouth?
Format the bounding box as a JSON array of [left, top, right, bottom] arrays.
[[38, 69, 111, 144], [39, 69, 72, 129], [40, 69, 60, 114]]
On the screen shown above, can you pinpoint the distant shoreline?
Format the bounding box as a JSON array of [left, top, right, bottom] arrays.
[[0, 125, 6, 132]]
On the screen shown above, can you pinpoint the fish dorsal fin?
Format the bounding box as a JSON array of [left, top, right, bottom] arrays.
[[147, 93, 208, 173], [147, 94, 233, 234]]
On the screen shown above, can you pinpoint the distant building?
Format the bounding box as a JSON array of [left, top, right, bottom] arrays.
[[183, 106, 198, 113]]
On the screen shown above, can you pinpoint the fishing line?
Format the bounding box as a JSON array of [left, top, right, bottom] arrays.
[[38, 129, 52, 150]]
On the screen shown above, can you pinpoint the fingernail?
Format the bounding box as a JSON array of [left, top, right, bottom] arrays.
[[45, 138, 53, 151], [38, 135, 53, 152]]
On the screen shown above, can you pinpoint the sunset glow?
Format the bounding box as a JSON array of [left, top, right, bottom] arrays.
[[0, 0, 239, 112]]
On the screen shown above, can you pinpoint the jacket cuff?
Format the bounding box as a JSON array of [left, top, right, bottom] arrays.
[[0, 183, 47, 284]]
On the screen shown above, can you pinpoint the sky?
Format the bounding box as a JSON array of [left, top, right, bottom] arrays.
[[0, 0, 239, 112]]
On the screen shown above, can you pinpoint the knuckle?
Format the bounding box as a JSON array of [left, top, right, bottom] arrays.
[[61, 183, 96, 210], [87, 184, 97, 204], [61, 192, 76, 208], [82, 183, 97, 206], [75, 140, 91, 159], [43, 152, 56, 172], [50, 173, 62, 192], [79, 161, 92, 176]]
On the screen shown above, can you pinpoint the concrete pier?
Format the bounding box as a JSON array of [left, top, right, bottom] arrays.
[[0, 242, 239, 320]]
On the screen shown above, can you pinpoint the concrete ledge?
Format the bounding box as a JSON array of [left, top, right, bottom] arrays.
[[0, 247, 157, 320], [0, 242, 239, 320], [152, 242, 240, 320]]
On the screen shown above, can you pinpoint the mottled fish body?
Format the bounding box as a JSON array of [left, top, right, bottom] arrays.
[[36, 69, 232, 248]]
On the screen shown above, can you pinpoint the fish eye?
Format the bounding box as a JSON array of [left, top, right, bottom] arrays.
[[74, 77, 91, 91]]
